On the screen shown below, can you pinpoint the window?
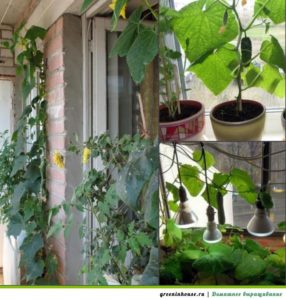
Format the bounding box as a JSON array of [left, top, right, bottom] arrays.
[[86, 17, 139, 140]]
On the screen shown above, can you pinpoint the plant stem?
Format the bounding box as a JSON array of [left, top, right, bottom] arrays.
[[244, 0, 271, 31], [231, 2, 244, 113], [143, 0, 158, 21]]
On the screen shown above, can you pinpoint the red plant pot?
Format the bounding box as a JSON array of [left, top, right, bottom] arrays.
[[159, 100, 205, 143]]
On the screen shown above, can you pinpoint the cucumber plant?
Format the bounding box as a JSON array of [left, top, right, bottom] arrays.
[[165, 148, 273, 217], [160, 228, 285, 285], [166, 0, 285, 113]]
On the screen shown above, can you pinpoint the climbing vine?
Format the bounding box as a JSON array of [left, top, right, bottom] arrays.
[[67, 134, 159, 285], [0, 25, 63, 284]]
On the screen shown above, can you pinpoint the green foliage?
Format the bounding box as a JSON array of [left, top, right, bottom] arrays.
[[110, 4, 158, 84], [163, 219, 182, 248], [254, 0, 285, 24], [70, 134, 159, 285], [80, 0, 93, 12], [0, 25, 63, 284], [172, 0, 239, 62], [169, 148, 259, 209], [160, 229, 285, 285], [167, 0, 286, 106]]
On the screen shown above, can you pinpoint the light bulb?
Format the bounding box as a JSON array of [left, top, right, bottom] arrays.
[[247, 207, 275, 237], [203, 221, 222, 244]]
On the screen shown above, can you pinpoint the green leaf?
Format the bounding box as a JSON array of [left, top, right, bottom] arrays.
[[252, 64, 285, 98], [212, 173, 230, 189], [25, 26, 46, 40], [265, 254, 285, 269], [193, 252, 234, 275], [116, 145, 159, 211], [190, 44, 239, 95], [164, 219, 182, 247], [172, 0, 238, 62], [193, 150, 215, 170], [166, 182, 179, 202], [80, 0, 93, 12], [136, 232, 152, 247], [128, 237, 140, 255], [140, 247, 159, 285], [126, 28, 158, 83], [11, 154, 27, 176], [144, 170, 159, 229], [180, 164, 204, 196], [110, 7, 143, 57], [20, 234, 44, 261], [275, 248, 285, 262], [11, 182, 27, 212], [259, 191, 273, 209], [230, 168, 257, 204], [235, 253, 266, 280], [208, 243, 233, 257], [111, 0, 128, 30], [168, 200, 179, 212], [47, 221, 63, 238], [254, 0, 285, 24], [181, 249, 205, 260], [25, 259, 45, 282], [7, 214, 24, 237], [244, 239, 270, 258], [202, 184, 219, 208], [260, 36, 286, 72], [160, 255, 183, 283]]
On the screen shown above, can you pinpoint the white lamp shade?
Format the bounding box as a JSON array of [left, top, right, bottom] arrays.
[[203, 221, 222, 244], [247, 208, 275, 237]]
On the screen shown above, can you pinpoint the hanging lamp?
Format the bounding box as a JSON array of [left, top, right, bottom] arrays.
[[200, 143, 222, 243], [247, 142, 275, 237], [173, 143, 197, 228]]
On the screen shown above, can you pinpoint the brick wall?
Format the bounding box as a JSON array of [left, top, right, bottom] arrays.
[[0, 24, 15, 78], [44, 16, 66, 285], [44, 14, 83, 285]]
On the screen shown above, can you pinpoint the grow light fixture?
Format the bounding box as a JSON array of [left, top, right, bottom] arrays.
[[200, 142, 222, 244], [203, 206, 222, 243], [175, 186, 198, 229], [247, 206, 275, 237], [247, 142, 275, 237]]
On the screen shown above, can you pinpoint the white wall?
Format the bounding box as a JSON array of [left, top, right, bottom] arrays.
[[0, 80, 13, 268]]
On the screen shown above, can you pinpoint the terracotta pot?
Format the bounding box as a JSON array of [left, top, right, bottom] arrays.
[[210, 100, 266, 141], [282, 109, 285, 131], [159, 100, 205, 143]]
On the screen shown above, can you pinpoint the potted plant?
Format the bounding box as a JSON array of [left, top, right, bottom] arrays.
[[170, 0, 285, 140], [159, 9, 205, 142]]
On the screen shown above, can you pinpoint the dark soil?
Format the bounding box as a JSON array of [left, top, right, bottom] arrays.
[[160, 104, 200, 123], [212, 102, 263, 122]]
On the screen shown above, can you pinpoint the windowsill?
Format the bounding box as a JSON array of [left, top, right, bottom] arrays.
[[188, 110, 285, 141]]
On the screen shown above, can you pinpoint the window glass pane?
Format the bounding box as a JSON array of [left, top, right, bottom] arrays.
[[107, 32, 139, 138]]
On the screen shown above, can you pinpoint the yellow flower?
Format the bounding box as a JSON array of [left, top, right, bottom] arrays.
[[219, 25, 226, 34], [109, 0, 127, 19], [53, 150, 64, 169], [242, 0, 247, 6], [82, 147, 91, 164]]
